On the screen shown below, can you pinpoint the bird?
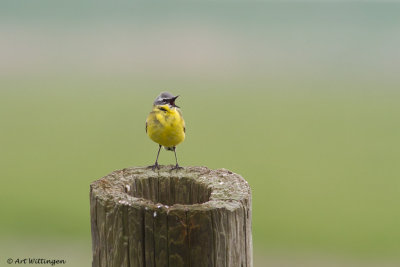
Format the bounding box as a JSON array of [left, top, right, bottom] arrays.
[[145, 92, 186, 170]]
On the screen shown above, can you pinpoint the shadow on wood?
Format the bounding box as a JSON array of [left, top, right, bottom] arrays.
[[90, 166, 252, 267]]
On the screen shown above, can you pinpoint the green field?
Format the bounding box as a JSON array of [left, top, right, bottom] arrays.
[[1, 76, 399, 265], [1, 2, 400, 266]]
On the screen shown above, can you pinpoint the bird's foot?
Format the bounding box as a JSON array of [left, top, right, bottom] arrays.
[[147, 163, 160, 171], [171, 164, 183, 171]]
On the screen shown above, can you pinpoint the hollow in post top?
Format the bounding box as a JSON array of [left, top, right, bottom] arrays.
[[90, 166, 251, 212]]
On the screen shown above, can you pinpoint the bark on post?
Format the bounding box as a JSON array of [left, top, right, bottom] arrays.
[[90, 166, 253, 267]]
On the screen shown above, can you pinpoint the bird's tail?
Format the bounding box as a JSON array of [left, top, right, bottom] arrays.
[[164, 146, 174, 151]]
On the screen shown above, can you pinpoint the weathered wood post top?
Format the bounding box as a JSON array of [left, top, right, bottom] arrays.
[[90, 166, 253, 267]]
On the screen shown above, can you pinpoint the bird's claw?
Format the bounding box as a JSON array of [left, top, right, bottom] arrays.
[[171, 164, 183, 171], [148, 163, 160, 171]]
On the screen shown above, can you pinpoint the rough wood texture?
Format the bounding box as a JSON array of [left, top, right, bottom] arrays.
[[90, 166, 252, 267]]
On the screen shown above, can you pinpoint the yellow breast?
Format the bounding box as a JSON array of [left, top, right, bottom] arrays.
[[146, 105, 185, 148]]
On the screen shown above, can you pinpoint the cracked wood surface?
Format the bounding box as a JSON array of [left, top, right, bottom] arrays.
[[90, 166, 253, 267]]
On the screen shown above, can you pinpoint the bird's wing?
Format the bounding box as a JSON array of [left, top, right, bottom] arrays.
[[177, 109, 185, 133], [145, 121, 147, 133]]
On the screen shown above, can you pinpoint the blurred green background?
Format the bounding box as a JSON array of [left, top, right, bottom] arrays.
[[1, 1, 400, 266]]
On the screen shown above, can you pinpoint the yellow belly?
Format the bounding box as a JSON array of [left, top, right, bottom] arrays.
[[146, 110, 185, 148]]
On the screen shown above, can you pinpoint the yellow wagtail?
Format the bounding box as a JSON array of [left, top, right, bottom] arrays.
[[145, 92, 185, 170]]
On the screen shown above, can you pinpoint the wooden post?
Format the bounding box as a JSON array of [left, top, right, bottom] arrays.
[[90, 166, 252, 267]]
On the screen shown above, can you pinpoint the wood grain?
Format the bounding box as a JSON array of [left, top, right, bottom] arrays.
[[90, 166, 252, 267]]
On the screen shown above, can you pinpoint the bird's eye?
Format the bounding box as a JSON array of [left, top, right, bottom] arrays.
[[159, 107, 167, 112]]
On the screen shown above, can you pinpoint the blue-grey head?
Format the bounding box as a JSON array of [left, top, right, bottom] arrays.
[[153, 92, 180, 108]]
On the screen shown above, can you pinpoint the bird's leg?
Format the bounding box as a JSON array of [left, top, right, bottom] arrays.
[[148, 145, 162, 170], [171, 147, 183, 170]]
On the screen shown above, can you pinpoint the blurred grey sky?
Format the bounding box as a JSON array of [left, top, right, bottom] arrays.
[[1, 2, 399, 82]]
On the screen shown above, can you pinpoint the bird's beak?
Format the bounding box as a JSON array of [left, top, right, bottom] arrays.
[[169, 95, 180, 108]]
